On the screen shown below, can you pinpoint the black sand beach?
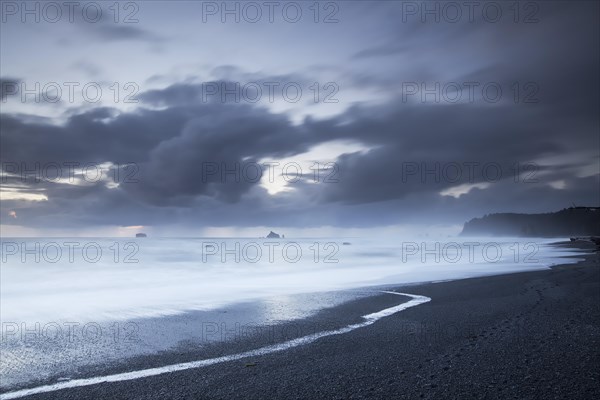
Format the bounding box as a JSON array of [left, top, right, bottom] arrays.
[[4, 242, 599, 400]]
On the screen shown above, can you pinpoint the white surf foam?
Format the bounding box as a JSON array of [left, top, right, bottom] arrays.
[[0, 291, 430, 400], [0, 237, 580, 325]]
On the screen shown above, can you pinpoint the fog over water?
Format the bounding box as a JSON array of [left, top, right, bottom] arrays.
[[1, 237, 583, 325], [0, 236, 584, 389]]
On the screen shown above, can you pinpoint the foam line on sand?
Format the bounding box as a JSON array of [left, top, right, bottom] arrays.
[[0, 291, 431, 400]]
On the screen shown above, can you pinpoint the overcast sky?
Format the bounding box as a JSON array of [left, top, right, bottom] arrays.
[[1, 1, 598, 236]]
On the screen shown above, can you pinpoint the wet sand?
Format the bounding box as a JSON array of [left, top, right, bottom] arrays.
[[3, 241, 599, 399]]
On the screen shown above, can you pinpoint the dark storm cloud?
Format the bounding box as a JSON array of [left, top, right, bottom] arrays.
[[1, 1, 598, 231], [121, 102, 317, 205], [1, 90, 323, 212], [2, 81, 598, 231], [138, 73, 321, 108], [1, 77, 20, 100], [0, 77, 70, 107], [349, 0, 599, 119], [1, 107, 184, 165], [297, 97, 596, 208]]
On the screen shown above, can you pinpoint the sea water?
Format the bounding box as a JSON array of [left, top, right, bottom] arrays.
[[0, 237, 585, 388]]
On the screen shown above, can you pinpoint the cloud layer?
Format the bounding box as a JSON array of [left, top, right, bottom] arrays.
[[1, 1, 598, 234]]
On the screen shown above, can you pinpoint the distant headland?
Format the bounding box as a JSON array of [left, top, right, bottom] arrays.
[[460, 207, 600, 237]]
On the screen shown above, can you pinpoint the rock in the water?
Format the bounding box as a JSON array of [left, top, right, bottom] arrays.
[[136, 233, 147, 238], [266, 231, 281, 239]]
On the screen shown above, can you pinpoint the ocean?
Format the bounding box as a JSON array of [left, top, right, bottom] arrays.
[[0, 237, 584, 389]]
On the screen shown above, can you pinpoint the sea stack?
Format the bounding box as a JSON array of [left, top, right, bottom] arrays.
[[266, 231, 281, 239], [136, 233, 147, 238]]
